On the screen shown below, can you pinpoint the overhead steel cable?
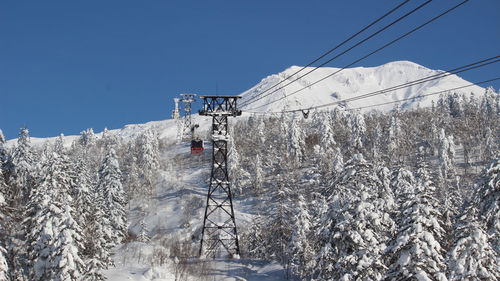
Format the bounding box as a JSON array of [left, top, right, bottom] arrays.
[[347, 76, 500, 111], [240, 0, 412, 107], [244, 55, 499, 114], [329, 57, 500, 107], [245, 76, 500, 116], [240, 0, 429, 108], [245, 0, 471, 111]]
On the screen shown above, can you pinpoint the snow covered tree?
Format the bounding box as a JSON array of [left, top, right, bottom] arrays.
[[137, 218, 150, 243], [253, 155, 264, 195], [261, 176, 294, 277], [448, 205, 499, 280], [98, 147, 127, 244], [387, 115, 402, 164], [136, 130, 160, 197], [371, 122, 383, 163], [317, 153, 392, 280], [98, 127, 118, 150], [50, 204, 85, 281], [475, 156, 499, 253], [0, 169, 9, 281], [82, 187, 111, 280], [349, 112, 366, 154], [6, 127, 34, 205], [390, 166, 416, 206], [288, 195, 313, 279], [331, 147, 344, 179], [384, 155, 448, 281], [228, 133, 243, 196], [242, 213, 266, 258], [481, 127, 496, 162], [124, 154, 141, 201], [288, 116, 305, 164], [24, 151, 84, 281], [0, 129, 7, 167], [79, 128, 96, 147], [437, 128, 455, 180]]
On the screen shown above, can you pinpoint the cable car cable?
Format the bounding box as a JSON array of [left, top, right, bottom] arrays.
[[244, 55, 499, 114], [241, 0, 431, 108], [240, 0, 412, 107], [346, 76, 500, 111], [246, 76, 500, 116], [244, 0, 471, 111]]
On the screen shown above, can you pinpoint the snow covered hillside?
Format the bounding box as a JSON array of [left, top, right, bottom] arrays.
[[1, 60, 498, 281], [240, 61, 485, 112]]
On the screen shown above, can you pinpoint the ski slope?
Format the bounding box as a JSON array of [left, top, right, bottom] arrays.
[[104, 141, 287, 281]]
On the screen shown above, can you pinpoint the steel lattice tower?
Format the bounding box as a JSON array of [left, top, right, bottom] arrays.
[[198, 96, 241, 258], [179, 93, 196, 141]]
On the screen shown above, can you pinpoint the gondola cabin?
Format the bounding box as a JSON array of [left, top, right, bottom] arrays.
[[191, 139, 204, 155]]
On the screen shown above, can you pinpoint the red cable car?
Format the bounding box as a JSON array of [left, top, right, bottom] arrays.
[[191, 139, 204, 155]]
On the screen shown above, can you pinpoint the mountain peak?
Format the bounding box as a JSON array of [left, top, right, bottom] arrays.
[[240, 61, 485, 112]]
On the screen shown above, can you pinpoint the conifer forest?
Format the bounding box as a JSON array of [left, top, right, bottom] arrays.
[[0, 91, 499, 280]]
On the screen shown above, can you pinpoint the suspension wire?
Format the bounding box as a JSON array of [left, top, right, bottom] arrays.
[[347, 76, 500, 111], [243, 56, 500, 114], [245, 76, 500, 116], [327, 58, 500, 107], [244, 0, 471, 111], [241, 0, 429, 108], [240, 0, 412, 107]]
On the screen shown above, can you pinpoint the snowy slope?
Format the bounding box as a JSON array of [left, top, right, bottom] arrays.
[[105, 141, 287, 281], [240, 61, 486, 112]]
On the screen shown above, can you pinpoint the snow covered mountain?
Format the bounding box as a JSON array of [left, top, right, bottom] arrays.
[[239, 61, 485, 112]]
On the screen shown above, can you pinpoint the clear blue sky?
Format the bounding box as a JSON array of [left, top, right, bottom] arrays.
[[1, 0, 499, 139]]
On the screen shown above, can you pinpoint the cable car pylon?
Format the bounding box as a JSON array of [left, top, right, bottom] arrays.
[[198, 96, 242, 258]]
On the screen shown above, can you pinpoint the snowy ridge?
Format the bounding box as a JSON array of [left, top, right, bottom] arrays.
[[240, 61, 486, 112]]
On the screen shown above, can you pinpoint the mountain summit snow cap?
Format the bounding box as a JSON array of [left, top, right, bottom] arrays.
[[239, 61, 484, 113]]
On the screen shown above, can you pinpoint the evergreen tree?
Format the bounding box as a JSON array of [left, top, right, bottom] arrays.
[[24, 151, 84, 281], [437, 128, 455, 179], [253, 155, 264, 195], [263, 176, 293, 277], [390, 166, 416, 207], [228, 133, 243, 196], [136, 130, 160, 197], [6, 127, 34, 204], [288, 195, 313, 279], [475, 156, 499, 253], [384, 156, 448, 281], [242, 213, 266, 259], [288, 116, 305, 164], [331, 147, 344, 179], [137, 218, 150, 243], [79, 128, 96, 147], [0, 129, 7, 167], [318, 154, 391, 280], [51, 204, 85, 281], [0, 169, 9, 281], [82, 185, 111, 280], [98, 148, 127, 244], [448, 206, 499, 280], [387, 115, 402, 164], [124, 154, 141, 201], [350, 112, 366, 154]]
